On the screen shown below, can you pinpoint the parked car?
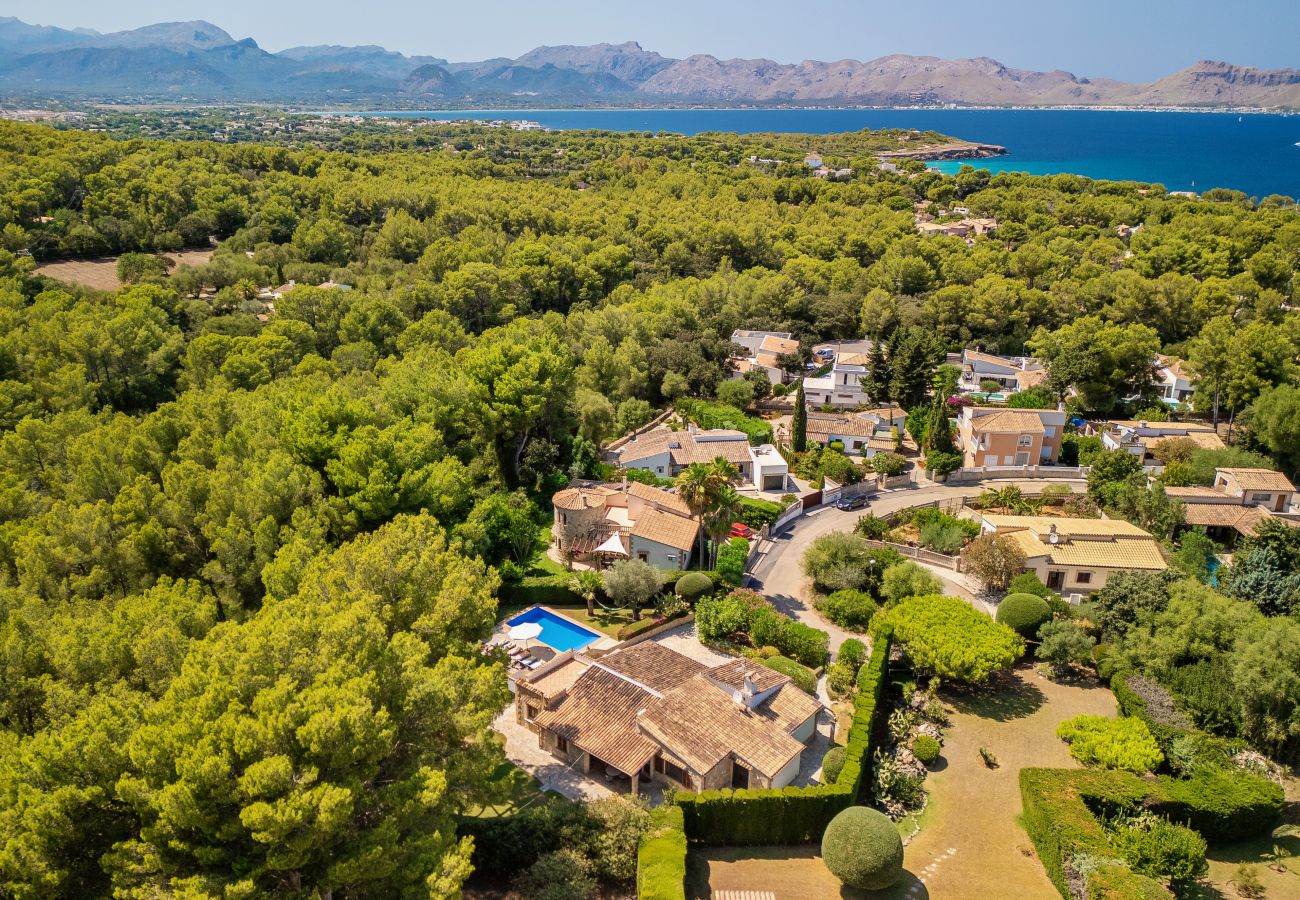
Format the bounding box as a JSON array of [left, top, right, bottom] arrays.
[[814, 347, 835, 360], [835, 494, 868, 511], [729, 522, 755, 539]]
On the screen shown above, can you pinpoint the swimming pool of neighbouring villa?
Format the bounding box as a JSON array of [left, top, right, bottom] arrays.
[[505, 606, 604, 652]]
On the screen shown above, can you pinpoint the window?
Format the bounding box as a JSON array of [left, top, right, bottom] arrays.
[[1018, 435, 1033, 447], [1251, 493, 1272, 503], [525, 703, 539, 722], [555, 736, 568, 754], [1075, 572, 1092, 585], [559, 512, 567, 525], [638, 552, 649, 563], [656, 466, 664, 474], [852, 440, 863, 450], [1044, 426, 1056, 437], [657, 757, 691, 788]]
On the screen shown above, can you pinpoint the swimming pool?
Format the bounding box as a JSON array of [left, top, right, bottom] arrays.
[[506, 607, 603, 653]]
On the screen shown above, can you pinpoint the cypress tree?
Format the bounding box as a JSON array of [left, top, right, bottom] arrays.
[[792, 381, 808, 452]]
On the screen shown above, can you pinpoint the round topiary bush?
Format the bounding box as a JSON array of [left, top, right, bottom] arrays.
[[674, 572, 714, 603], [821, 746, 847, 784], [912, 734, 941, 765], [821, 806, 904, 891], [996, 592, 1052, 639]]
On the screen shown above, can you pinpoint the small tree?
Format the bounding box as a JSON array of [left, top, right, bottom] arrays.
[[569, 570, 605, 616], [603, 559, 664, 621], [1036, 619, 1095, 672], [880, 561, 943, 604], [961, 533, 1027, 591], [717, 378, 755, 410], [881, 594, 1023, 683], [792, 382, 807, 452]]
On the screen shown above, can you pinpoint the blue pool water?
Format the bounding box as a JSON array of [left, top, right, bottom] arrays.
[[507, 606, 603, 652], [360, 108, 1300, 198]]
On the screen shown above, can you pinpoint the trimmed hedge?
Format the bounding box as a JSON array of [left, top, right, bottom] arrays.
[[1020, 765, 1284, 900], [636, 805, 687, 900], [1111, 672, 1243, 774], [995, 592, 1051, 640], [616, 611, 689, 642], [760, 655, 817, 695], [502, 571, 719, 609], [674, 626, 892, 846]]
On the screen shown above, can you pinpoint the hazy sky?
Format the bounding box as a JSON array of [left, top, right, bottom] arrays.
[[11, 0, 1300, 81]]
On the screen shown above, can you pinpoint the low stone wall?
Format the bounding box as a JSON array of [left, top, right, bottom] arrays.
[[947, 465, 1086, 483], [860, 538, 962, 571]]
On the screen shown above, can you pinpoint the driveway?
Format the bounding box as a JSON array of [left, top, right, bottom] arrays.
[[748, 479, 1086, 659]]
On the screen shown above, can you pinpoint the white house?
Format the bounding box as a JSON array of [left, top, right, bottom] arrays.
[[1155, 355, 1195, 407], [802, 351, 872, 408]]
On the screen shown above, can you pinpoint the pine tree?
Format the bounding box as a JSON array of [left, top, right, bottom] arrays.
[[924, 395, 955, 454], [865, 340, 892, 408], [792, 381, 808, 452]]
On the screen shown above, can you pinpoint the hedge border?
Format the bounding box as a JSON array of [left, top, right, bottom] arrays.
[[637, 805, 688, 900], [672, 625, 892, 846]]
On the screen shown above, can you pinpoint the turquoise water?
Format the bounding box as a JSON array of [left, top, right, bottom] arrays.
[[506, 606, 602, 652], [367, 108, 1300, 198]]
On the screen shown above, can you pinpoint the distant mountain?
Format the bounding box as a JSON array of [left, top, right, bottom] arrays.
[[1, 16, 1298, 109]]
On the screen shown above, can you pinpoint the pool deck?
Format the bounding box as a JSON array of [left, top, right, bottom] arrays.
[[495, 605, 618, 657]]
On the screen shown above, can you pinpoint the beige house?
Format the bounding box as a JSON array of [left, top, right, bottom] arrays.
[[1167, 468, 1298, 541], [728, 329, 797, 385], [979, 514, 1167, 597], [515, 642, 822, 795], [805, 411, 897, 458], [956, 407, 1067, 468], [552, 481, 700, 570], [1101, 420, 1224, 462], [959, 350, 1046, 395], [608, 426, 756, 482]]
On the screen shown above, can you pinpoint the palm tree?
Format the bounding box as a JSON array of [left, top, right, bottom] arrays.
[[676, 462, 716, 568], [706, 485, 744, 569], [568, 570, 604, 616]]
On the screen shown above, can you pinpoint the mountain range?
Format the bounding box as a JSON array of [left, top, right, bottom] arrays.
[[2, 16, 1299, 108]]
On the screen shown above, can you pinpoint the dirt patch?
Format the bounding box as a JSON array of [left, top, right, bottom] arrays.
[[35, 249, 214, 291], [691, 666, 1115, 899]]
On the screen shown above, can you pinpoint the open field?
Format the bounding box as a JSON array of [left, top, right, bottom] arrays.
[[690, 666, 1115, 900], [34, 249, 214, 290]]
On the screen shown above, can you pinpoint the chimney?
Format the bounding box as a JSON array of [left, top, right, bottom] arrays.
[[622, 474, 628, 494], [742, 674, 758, 700]]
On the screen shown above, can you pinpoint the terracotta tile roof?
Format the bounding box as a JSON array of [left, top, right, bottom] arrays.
[[532, 666, 662, 774], [669, 438, 753, 467], [968, 410, 1047, 434], [806, 412, 877, 439], [599, 642, 707, 694], [859, 406, 907, 422], [836, 352, 871, 367], [1219, 468, 1296, 492], [553, 486, 615, 511], [518, 654, 590, 700], [984, 514, 1167, 571], [626, 481, 692, 516], [867, 437, 897, 451], [759, 335, 800, 356], [631, 507, 700, 552], [1163, 486, 1231, 499], [1180, 503, 1274, 535], [705, 659, 788, 693], [1015, 369, 1049, 389], [639, 675, 807, 779], [703, 661, 823, 733]]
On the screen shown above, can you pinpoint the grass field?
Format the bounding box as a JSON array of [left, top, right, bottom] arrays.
[[35, 249, 214, 291]]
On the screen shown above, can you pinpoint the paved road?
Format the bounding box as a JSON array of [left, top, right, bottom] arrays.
[[748, 478, 1087, 658]]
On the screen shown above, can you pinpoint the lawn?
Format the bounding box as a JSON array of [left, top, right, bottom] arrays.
[[464, 761, 545, 818], [524, 525, 568, 576]]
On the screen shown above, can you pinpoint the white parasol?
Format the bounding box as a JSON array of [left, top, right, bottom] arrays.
[[594, 533, 628, 556], [508, 621, 543, 650]]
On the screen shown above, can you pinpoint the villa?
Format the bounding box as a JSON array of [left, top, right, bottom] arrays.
[[1167, 467, 1298, 541], [1154, 355, 1195, 408], [802, 350, 873, 408], [729, 329, 799, 385], [552, 480, 700, 570], [805, 410, 900, 458], [956, 406, 1067, 468], [958, 349, 1047, 395], [606, 425, 788, 491], [513, 641, 823, 795], [979, 513, 1167, 598], [1101, 420, 1224, 462]]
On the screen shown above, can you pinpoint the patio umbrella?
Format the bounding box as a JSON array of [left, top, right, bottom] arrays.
[[508, 621, 543, 650]]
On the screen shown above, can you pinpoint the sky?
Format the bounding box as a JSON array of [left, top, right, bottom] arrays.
[[10, 0, 1300, 81]]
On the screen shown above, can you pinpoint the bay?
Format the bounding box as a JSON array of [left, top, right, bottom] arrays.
[[365, 108, 1300, 198]]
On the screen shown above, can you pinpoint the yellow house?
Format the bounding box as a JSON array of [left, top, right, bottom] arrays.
[[979, 514, 1167, 597]]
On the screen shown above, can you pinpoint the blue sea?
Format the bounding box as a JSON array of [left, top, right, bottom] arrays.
[[365, 108, 1300, 198]]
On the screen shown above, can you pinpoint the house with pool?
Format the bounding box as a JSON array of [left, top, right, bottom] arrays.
[[511, 641, 822, 795], [551, 480, 701, 570]]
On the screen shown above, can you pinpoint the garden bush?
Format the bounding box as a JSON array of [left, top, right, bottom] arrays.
[[715, 538, 749, 586], [838, 638, 866, 671], [498, 574, 582, 607], [636, 805, 687, 900], [676, 399, 773, 445], [870, 452, 907, 476], [1111, 817, 1208, 891], [1008, 572, 1054, 599], [996, 592, 1052, 640], [695, 589, 767, 644], [821, 806, 904, 891], [826, 660, 857, 697], [1153, 770, 1285, 843], [854, 513, 891, 540], [821, 746, 847, 784], [912, 734, 941, 765], [675, 571, 715, 603], [750, 609, 830, 668], [513, 848, 598, 900], [760, 655, 818, 695], [882, 594, 1023, 683], [801, 533, 900, 594], [880, 560, 943, 604], [1056, 715, 1163, 772], [616, 611, 689, 641], [738, 496, 782, 528], [817, 589, 877, 632], [918, 521, 968, 554]]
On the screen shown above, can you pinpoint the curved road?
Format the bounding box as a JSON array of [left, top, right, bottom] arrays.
[[747, 478, 1086, 656]]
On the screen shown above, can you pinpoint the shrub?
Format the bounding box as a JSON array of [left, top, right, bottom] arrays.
[[636, 806, 686, 900], [996, 592, 1052, 640], [1153, 770, 1284, 842], [674, 571, 715, 603], [1111, 817, 1208, 890], [1008, 572, 1053, 598], [838, 638, 866, 671], [738, 496, 782, 528], [616, 611, 688, 641], [760, 655, 818, 695], [801, 533, 899, 594], [821, 806, 904, 891], [871, 452, 908, 476], [1036, 619, 1095, 670], [817, 589, 878, 632], [918, 521, 967, 554], [882, 594, 1023, 683], [695, 591, 764, 644], [513, 848, 598, 900], [854, 514, 890, 540], [1056, 715, 1163, 772], [912, 734, 941, 765], [880, 561, 943, 605], [676, 398, 773, 445], [821, 746, 847, 784], [750, 608, 830, 668], [715, 538, 749, 586], [585, 798, 652, 884], [826, 661, 857, 698], [961, 533, 1028, 591]]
